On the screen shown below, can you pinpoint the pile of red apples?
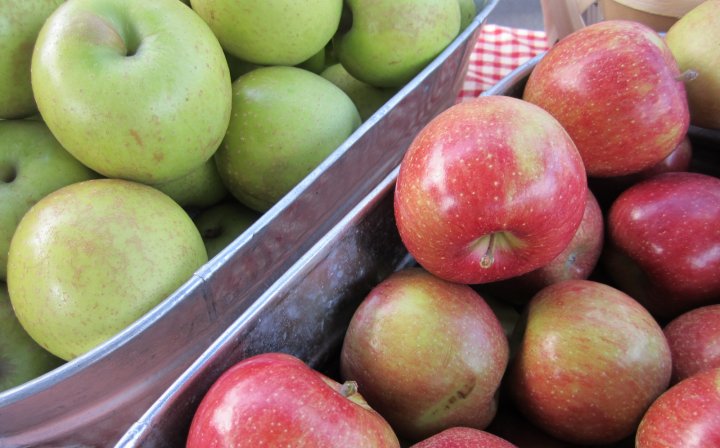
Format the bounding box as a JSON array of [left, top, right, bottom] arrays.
[[185, 5, 720, 448]]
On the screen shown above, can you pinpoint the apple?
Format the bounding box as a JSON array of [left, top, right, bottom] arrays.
[[588, 136, 693, 209], [508, 279, 672, 445], [523, 20, 690, 177], [214, 66, 361, 212], [152, 157, 228, 210], [604, 172, 720, 321], [6, 179, 208, 360], [409, 427, 517, 448], [190, 0, 342, 66], [320, 63, 397, 121], [31, 0, 232, 184], [663, 304, 720, 384], [666, 0, 720, 129], [636, 367, 720, 447], [394, 95, 587, 284], [0, 0, 64, 119], [186, 352, 400, 447], [484, 189, 604, 304], [340, 268, 509, 442], [457, 0, 477, 30], [0, 120, 98, 281], [336, 0, 461, 87], [193, 201, 260, 259], [0, 283, 64, 393], [485, 399, 581, 448]]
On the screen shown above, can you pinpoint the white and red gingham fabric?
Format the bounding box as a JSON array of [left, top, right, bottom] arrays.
[[458, 24, 549, 102]]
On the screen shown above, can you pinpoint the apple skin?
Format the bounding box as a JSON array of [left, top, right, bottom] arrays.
[[340, 268, 509, 442], [457, 0, 477, 30], [664, 304, 720, 384], [508, 279, 672, 445], [31, 0, 232, 184], [186, 352, 401, 448], [605, 172, 720, 321], [0, 120, 98, 281], [0, 0, 64, 119], [152, 157, 228, 210], [321, 63, 397, 121], [336, 0, 461, 88], [214, 66, 361, 212], [394, 96, 587, 284], [0, 283, 64, 393], [409, 427, 517, 448], [190, 0, 342, 66], [635, 367, 720, 448], [193, 201, 260, 259], [666, 0, 720, 129], [523, 20, 689, 177], [6, 179, 208, 360]]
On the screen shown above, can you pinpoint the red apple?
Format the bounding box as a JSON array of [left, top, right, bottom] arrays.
[[508, 280, 672, 445], [486, 399, 580, 448], [636, 367, 720, 447], [605, 172, 720, 321], [340, 268, 509, 442], [523, 20, 690, 177], [186, 352, 400, 447], [409, 427, 517, 448], [394, 95, 587, 284], [664, 304, 720, 384]]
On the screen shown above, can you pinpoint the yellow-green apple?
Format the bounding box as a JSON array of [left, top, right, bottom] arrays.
[[214, 66, 361, 212], [190, 0, 342, 66], [666, 0, 720, 129], [340, 268, 509, 442], [0, 283, 64, 393], [508, 280, 672, 445], [604, 172, 720, 321], [31, 0, 232, 184], [457, 0, 477, 30], [0, 0, 64, 119], [0, 120, 98, 281], [193, 201, 260, 259], [523, 20, 690, 177], [636, 367, 720, 448], [152, 158, 228, 210], [663, 304, 720, 384], [335, 0, 461, 87], [186, 352, 401, 448], [320, 63, 397, 121], [484, 189, 604, 305], [410, 427, 517, 448], [6, 179, 207, 360], [394, 96, 587, 284]]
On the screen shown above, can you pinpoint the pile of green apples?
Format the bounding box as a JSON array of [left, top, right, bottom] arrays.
[[0, 0, 473, 392]]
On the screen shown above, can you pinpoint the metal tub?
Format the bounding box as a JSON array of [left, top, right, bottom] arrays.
[[0, 1, 499, 446]]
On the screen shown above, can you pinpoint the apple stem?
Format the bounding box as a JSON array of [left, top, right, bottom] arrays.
[[480, 233, 496, 269], [339, 380, 358, 398], [675, 69, 698, 83]]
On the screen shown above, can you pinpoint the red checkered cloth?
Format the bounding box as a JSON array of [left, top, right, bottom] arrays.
[[458, 24, 549, 102]]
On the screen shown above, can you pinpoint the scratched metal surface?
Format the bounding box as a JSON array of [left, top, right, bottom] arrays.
[[0, 1, 499, 446]]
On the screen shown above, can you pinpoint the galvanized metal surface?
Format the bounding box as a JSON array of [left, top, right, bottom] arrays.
[[0, 1, 499, 446]]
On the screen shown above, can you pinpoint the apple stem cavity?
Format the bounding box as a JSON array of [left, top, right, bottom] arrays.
[[480, 233, 496, 269], [339, 380, 358, 398], [0, 163, 16, 183], [675, 69, 699, 83]]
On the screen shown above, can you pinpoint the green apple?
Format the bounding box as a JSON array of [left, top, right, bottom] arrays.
[[458, 0, 477, 30], [0, 120, 98, 281], [336, 0, 461, 87], [225, 51, 262, 82], [215, 66, 361, 212], [194, 201, 260, 259], [297, 47, 330, 74], [190, 0, 342, 66], [0, 0, 64, 119], [152, 157, 228, 210], [0, 283, 64, 393], [7, 179, 208, 360], [31, 0, 232, 184], [321, 63, 397, 121], [666, 0, 720, 129]]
